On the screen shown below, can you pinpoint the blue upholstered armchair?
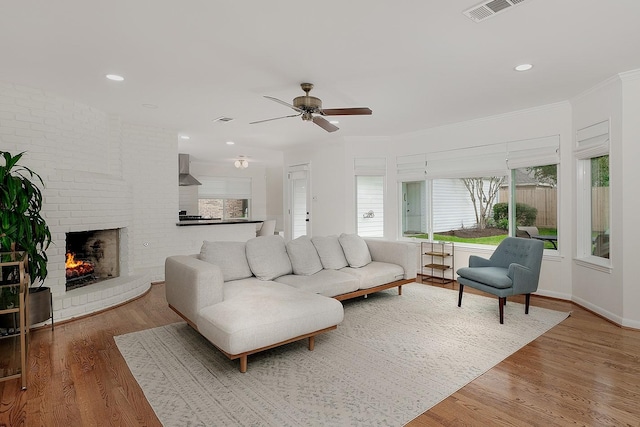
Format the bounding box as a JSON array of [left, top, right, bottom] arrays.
[[456, 237, 544, 324]]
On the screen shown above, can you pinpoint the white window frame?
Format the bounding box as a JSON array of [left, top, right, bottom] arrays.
[[507, 135, 561, 254], [396, 136, 562, 250], [575, 120, 611, 269], [354, 158, 386, 238]]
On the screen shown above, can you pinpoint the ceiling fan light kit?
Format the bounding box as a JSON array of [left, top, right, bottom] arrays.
[[250, 83, 372, 132], [234, 159, 248, 169]]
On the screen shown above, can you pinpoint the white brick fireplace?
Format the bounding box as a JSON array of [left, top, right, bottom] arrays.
[[0, 81, 180, 323]]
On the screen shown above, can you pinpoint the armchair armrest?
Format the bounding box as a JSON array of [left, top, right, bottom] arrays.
[[468, 255, 493, 268], [165, 255, 225, 325], [364, 239, 418, 279], [508, 263, 538, 294]]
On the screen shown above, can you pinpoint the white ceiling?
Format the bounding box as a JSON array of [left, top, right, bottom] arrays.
[[2, 0, 640, 167]]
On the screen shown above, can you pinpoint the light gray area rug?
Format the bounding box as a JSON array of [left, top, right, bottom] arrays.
[[114, 284, 570, 427]]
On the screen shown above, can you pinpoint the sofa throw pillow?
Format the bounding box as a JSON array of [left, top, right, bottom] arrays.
[[245, 235, 293, 280], [286, 236, 323, 276], [199, 241, 253, 282], [338, 233, 372, 268], [311, 235, 349, 270]]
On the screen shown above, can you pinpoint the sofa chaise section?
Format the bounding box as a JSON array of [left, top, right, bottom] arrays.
[[165, 255, 343, 373], [198, 280, 343, 373]]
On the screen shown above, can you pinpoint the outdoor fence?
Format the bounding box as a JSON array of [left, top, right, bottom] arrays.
[[498, 186, 608, 231]]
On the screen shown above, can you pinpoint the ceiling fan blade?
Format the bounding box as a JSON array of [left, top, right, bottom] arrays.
[[264, 96, 303, 113], [321, 107, 373, 116], [250, 113, 301, 125], [312, 116, 339, 133]]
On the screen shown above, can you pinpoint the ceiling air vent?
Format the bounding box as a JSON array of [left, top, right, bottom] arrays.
[[463, 0, 529, 22], [212, 116, 234, 123]]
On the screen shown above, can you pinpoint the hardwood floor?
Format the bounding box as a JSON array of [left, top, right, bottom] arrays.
[[0, 282, 638, 426]]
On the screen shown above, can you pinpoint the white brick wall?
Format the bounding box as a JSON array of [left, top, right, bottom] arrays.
[[0, 81, 178, 322]]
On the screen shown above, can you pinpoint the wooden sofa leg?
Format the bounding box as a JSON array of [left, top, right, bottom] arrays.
[[499, 297, 505, 324], [239, 355, 248, 373], [525, 293, 531, 314], [398, 285, 403, 296], [308, 335, 315, 351], [458, 284, 464, 307]]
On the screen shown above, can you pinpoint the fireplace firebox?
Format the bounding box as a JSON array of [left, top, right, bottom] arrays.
[[65, 229, 120, 291]]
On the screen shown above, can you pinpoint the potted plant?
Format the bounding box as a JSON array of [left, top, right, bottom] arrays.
[[0, 151, 52, 325]]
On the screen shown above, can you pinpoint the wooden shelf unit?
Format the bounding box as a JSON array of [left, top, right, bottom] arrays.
[[421, 241, 454, 284], [0, 251, 30, 390]]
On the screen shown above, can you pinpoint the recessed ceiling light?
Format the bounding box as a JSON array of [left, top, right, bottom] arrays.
[[179, 135, 190, 140], [106, 74, 125, 81], [329, 120, 339, 124], [142, 103, 158, 109], [514, 63, 533, 72], [226, 141, 235, 145]]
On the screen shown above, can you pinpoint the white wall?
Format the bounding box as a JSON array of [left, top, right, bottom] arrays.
[[266, 166, 284, 231], [283, 142, 348, 237], [570, 76, 624, 324], [620, 72, 640, 327]]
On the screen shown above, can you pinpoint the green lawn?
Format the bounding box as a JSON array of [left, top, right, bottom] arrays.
[[410, 227, 557, 249]]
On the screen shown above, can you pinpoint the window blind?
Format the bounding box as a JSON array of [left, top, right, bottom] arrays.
[[506, 135, 560, 169], [396, 154, 427, 181], [354, 157, 386, 175], [575, 120, 609, 159], [426, 143, 507, 178], [198, 177, 252, 199]]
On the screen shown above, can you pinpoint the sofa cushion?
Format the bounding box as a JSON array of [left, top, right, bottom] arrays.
[[199, 241, 252, 282], [275, 269, 359, 297], [456, 266, 512, 289], [286, 236, 323, 276], [311, 235, 349, 269], [245, 235, 293, 280], [338, 233, 372, 268], [340, 261, 405, 289]]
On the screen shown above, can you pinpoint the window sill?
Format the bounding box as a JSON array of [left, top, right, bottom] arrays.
[[574, 256, 612, 273]]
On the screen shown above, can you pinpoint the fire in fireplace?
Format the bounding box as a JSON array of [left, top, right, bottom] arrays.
[[66, 252, 95, 281], [65, 229, 120, 291]]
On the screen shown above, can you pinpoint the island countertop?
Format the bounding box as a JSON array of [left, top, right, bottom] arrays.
[[176, 219, 264, 227]]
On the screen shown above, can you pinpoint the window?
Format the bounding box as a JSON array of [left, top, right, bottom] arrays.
[[589, 155, 609, 258], [510, 165, 558, 250], [432, 176, 508, 246], [401, 181, 427, 238], [198, 177, 251, 220], [355, 158, 386, 238], [397, 136, 560, 248], [198, 198, 249, 220], [575, 120, 610, 262], [356, 176, 384, 237]]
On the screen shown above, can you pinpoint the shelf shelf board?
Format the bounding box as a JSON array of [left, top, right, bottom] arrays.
[[424, 264, 450, 270], [424, 251, 451, 257]]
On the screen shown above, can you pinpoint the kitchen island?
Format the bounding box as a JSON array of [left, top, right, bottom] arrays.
[[175, 220, 264, 250], [176, 219, 264, 227]]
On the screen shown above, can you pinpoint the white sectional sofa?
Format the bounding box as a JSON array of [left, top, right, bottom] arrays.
[[165, 234, 417, 372]]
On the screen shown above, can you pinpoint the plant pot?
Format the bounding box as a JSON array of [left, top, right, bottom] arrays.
[[28, 286, 52, 326]]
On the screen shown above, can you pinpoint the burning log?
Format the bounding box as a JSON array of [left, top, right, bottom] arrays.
[[65, 252, 94, 279]]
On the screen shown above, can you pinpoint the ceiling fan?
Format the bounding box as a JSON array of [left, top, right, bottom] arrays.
[[250, 83, 372, 132]]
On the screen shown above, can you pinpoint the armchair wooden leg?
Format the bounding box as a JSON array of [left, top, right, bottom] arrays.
[[525, 293, 531, 314], [498, 297, 505, 324], [458, 284, 464, 307]]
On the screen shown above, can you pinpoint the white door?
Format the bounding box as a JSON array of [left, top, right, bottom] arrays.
[[288, 165, 310, 238]]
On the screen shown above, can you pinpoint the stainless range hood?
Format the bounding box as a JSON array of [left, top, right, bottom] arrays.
[[178, 154, 202, 186]]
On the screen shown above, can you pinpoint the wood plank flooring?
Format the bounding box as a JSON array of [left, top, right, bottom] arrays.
[[0, 281, 638, 426]]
